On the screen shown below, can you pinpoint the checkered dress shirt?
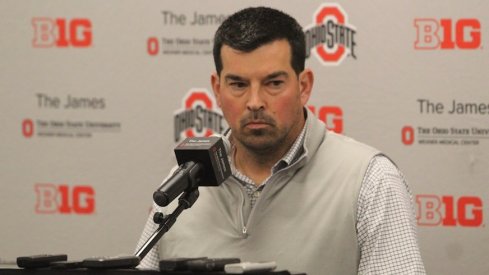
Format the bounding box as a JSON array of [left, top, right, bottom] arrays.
[[136, 120, 426, 274]]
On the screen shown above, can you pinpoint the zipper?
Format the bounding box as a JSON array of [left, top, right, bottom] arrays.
[[243, 171, 286, 238], [237, 162, 302, 239], [237, 185, 248, 238]]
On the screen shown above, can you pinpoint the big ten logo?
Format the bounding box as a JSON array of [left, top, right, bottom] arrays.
[[35, 183, 95, 214], [308, 105, 343, 133], [414, 18, 481, 50], [174, 89, 226, 142], [32, 18, 92, 48], [416, 195, 484, 227], [22, 119, 35, 138], [401, 125, 415, 145], [304, 3, 357, 66]]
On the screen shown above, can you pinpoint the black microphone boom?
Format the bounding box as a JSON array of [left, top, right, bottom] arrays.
[[153, 136, 231, 207]]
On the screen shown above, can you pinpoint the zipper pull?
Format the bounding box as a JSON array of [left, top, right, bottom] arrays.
[[242, 226, 248, 237]]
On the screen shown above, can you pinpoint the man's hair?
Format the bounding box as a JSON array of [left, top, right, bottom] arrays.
[[213, 7, 306, 76]]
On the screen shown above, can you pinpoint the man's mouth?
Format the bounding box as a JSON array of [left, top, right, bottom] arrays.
[[245, 121, 269, 129]]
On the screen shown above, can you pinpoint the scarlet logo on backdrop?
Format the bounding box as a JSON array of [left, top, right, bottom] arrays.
[[35, 183, 95, 214], [308, 105, 343, 133], [32, 17, 92, 48], [414, 18, 481, 50], [304, 3, 357, 66], [416, 195, 484, 227], [174, 89, 226, 142], [147, 37, 159, 56], [401, 125, 415, 145], [22, 119, 35, 138]]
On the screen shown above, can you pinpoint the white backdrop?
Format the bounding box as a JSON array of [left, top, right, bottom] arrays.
[[1, 1, 488, 274]]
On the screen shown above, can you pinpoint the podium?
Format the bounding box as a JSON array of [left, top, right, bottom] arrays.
[[0, 267, 304, 275]]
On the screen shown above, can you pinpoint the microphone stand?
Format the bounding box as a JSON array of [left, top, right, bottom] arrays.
[[135, 188, 200, 261]]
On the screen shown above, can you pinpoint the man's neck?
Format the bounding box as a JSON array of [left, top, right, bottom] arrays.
[[233, 143, 288, 185]]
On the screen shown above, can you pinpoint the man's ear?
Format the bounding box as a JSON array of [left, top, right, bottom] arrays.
[[211, 73, 222, 107], [299, 69, 314, 106]]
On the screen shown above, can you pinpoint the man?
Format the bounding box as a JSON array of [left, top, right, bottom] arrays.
[[137, 7, 425, 275]]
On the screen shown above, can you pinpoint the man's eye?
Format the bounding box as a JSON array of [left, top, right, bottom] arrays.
[[230, 82, 247, 88], [268, 80, 284, 88]]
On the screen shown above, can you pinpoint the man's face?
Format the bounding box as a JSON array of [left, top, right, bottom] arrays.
[[212, 39, 312, 153]]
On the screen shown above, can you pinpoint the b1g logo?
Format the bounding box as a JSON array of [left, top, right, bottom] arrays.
[[304, 3, 357, 66], [174, 89, 226, 142], [308, 105, 343, 133], [414, 18, 481, 50], [35, 183, 95, 214], [416, 195, 483, 227], [32, 17, 92, 48]]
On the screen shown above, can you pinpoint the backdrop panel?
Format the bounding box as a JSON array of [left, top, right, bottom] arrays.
[[1, 1, 487, 274]]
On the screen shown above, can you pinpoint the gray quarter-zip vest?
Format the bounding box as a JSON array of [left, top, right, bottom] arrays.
[[158, 112, 379, 275]]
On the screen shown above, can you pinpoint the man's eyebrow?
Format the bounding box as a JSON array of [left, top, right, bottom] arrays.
[[224, 74, 246, 82], [223, 71, 289, 82], [264, 71, 288, 81]]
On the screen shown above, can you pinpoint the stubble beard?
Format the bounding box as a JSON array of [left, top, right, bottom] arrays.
[[235, 110, 290, 155]]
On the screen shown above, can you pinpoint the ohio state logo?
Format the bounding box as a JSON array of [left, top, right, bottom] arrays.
[[304, 3, 357, 66], [174, 89, 226, 142], [22, 119, 35, 138], [401, 125, 415, 145]]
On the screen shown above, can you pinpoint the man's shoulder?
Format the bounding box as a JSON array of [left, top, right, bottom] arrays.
[[305, 112, 379, 158], [321, 131, 380, 158]]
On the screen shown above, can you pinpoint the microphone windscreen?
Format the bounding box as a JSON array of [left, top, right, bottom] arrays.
[[211, 133, 231, 154], [174, 137, 231, 186]]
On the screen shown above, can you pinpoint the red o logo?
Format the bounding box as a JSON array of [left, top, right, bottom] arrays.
[[147, 37, 159, 56], [315, 6, 346, 62], [22, 119, 34, 138], [401, 126, 414, 145], [185, 92, 213, 138]]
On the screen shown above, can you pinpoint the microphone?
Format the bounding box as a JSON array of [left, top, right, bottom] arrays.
[[153, 136, 231, 207]]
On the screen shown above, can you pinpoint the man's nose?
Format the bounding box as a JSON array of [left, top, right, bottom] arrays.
[[246, 85, 265, 111]]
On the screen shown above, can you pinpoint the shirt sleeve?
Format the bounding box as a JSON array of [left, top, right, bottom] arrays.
[[356, 155, 426, 274], [135, 166, 182, 270], [134, 203, 161, 270]]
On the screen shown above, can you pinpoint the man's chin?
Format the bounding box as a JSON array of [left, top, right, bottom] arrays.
[[241, 136, 278, 153]]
